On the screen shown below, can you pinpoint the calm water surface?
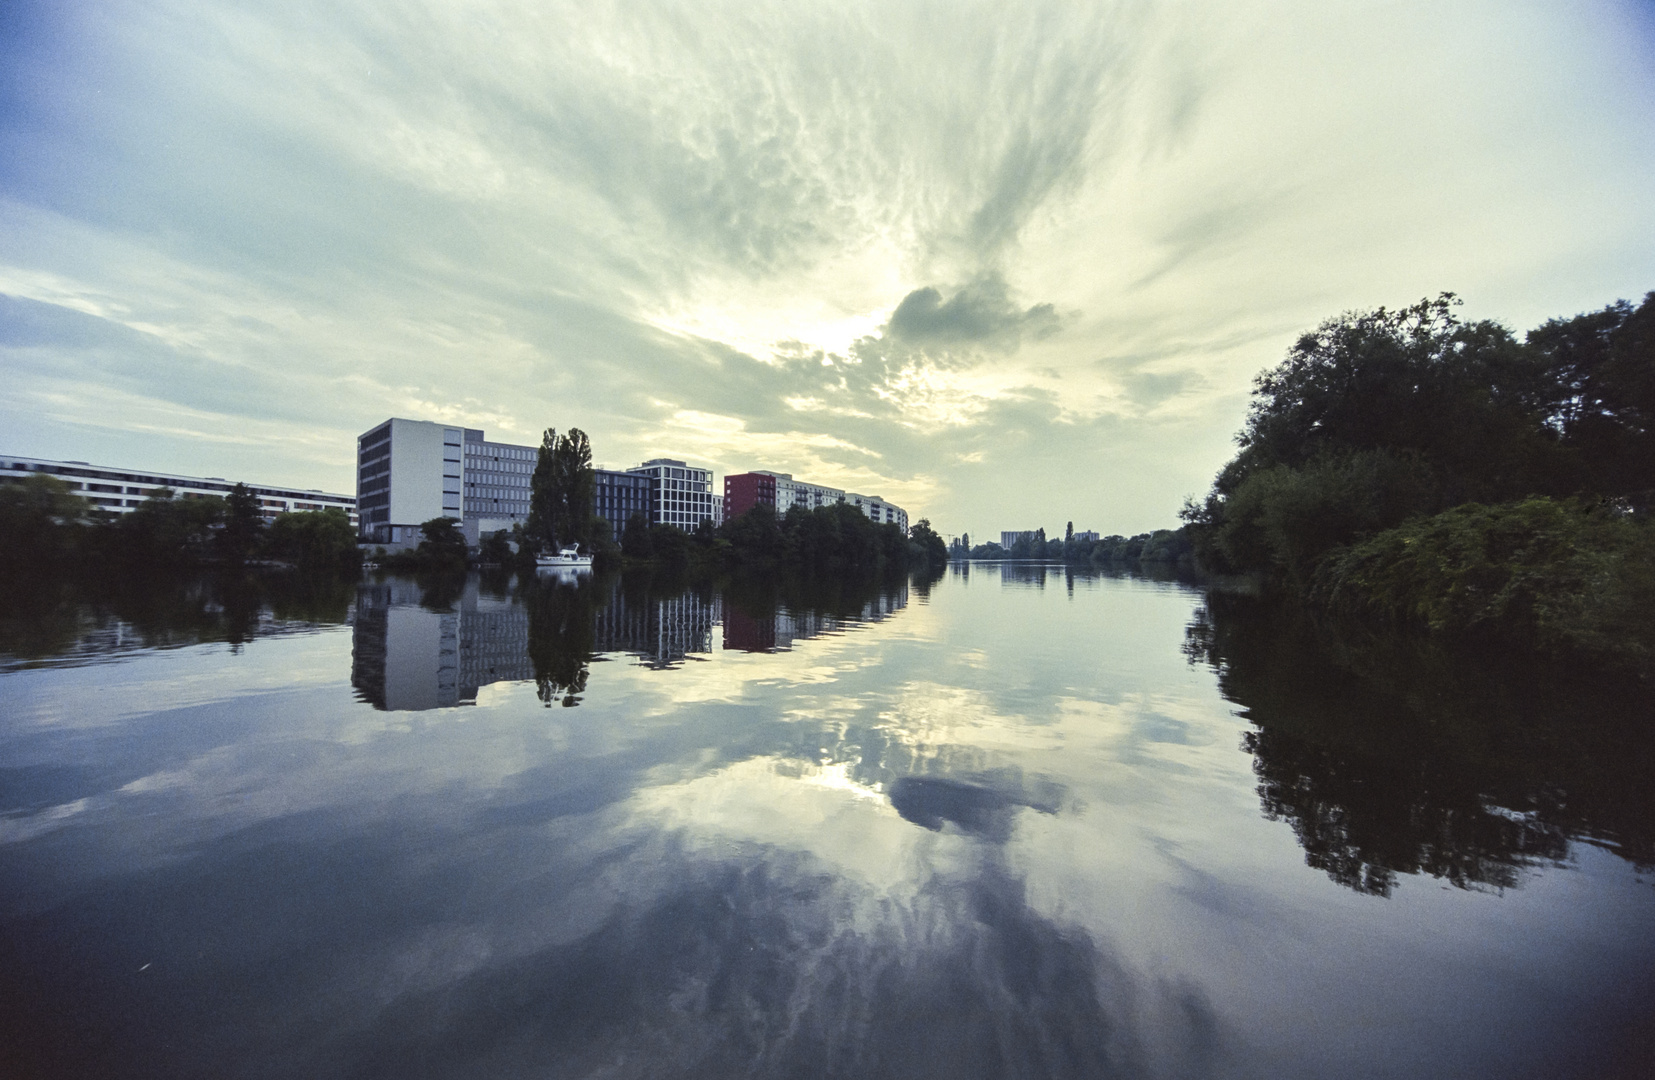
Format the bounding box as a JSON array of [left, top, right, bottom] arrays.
[[1, 565, 1651, 1079]]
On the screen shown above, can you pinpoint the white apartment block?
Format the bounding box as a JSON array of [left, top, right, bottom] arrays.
[[765, 471, 844, 513], [626, 459, 718, 530], [1, 455, 357, 525], [736, 470, 908, 531], [844, 492, 909, 532]]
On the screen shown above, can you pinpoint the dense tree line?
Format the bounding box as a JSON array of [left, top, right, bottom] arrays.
[[617, 501, 944, 576], [949, 526, 1194, 568], [0, 476, 361, 578], [1182, 291, 1655, 672]]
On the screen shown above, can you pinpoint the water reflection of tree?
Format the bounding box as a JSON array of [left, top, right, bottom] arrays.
[[719, 566, 908, 625], [0, 572, 354, 665], [1186, 591, 1655, 896], [523, 574, 600, 706]]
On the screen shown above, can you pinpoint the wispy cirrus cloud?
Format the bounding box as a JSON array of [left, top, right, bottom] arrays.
[[1, 0, 1651, 534]]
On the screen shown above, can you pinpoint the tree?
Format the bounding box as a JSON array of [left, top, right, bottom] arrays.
[[117, 489, 224, 568], [528, 427, 596, 551], [218, 482, 263, 564], [1185, 294, 1586, 577], [415, 516, 467, 571], [478, 529, 513, 566], [908, 518, 948, 568], [1526, 291, 1655, 502], [621, 511, 654, 559], [1220, 294, 1565, 503], [265, 508, 360, 573], [0, 475, 89, 574]]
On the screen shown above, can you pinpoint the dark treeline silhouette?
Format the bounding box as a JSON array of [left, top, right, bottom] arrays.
[[1181, 291, 1655, 673], [0, 475, 361, 579], [1185, 588, 1655, 896], [0, 570, 355, 667]]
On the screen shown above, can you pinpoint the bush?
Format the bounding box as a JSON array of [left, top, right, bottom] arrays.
[[1314, 497, 1655, 672], [265, 508, 361, 573]]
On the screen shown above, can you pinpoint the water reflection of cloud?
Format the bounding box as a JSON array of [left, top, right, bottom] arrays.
[[337, 841, 1232, 1080]]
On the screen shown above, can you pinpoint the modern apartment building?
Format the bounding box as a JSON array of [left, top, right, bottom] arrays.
[[843, 491, 908, 532], [722, 472, 778, 521], [626, 459, 718, 531], [1, 455, 357, 526], [1001, 530, 1039, 549], [723, 470, 908, 532], [594, 468, 653, 541]]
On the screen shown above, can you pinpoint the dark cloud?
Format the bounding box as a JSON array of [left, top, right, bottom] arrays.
[[885, 273, 1061, 352], [888, 775, 1058, 841]]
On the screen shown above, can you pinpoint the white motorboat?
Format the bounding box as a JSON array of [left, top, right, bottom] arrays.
[[534, 545, 593, 571]]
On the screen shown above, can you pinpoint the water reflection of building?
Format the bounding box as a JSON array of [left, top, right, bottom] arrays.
[[352, 579, 531, 710], [722, 585, 908, 653], [593, 586, 721, 668]]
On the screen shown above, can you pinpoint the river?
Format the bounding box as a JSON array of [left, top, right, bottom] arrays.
[[1, 564, 1651, 1078]]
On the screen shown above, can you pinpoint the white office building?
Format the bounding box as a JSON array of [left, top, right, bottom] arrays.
[[357, 419, 545, 546], [626, 459, 718, 530], [1, 455, 357, 525]]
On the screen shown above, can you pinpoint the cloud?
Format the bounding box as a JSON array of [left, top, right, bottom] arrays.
[[1, 0, 1653, 537], [885, 273, 1062, 352]]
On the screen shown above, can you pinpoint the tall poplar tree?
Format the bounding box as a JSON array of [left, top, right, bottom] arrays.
[[528, 428, 561, 550], [528, 427, 596, 551]]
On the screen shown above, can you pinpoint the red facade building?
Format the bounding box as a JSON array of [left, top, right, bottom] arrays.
[[723, 471, 778, 521]]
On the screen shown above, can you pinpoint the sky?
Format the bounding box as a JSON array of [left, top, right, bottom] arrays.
[[1, 1, 1653, 539]]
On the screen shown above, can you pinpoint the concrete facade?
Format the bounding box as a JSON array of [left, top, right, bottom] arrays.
[[358, 419, 539, 546]]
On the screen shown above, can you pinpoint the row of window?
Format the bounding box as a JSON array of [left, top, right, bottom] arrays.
[[8, 461, 352, 505]]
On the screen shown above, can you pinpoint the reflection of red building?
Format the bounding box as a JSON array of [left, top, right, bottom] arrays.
[[723, 472, 778, 522], [722, 609, 777, 652]]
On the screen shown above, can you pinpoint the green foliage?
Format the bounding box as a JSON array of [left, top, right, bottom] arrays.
[[264, 508, 360, 573], [1223, 293, 1569, 504], [1525, 291, 1655, 502], [477, 529, 513, 566], [417, 516, 467, 570], [1185, 289, 1655, 611], [218, 482, 263, 564], [908, 518, 948, 569], [1190, 450, 1441, 579], [527, 427, 595, 551], [115, 489, 225, 568], [1314, 498, 1655, 672], [0, 475, 90, 574]]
